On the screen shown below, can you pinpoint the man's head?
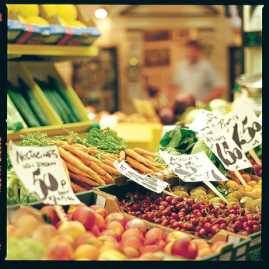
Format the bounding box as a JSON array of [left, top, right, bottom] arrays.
[[185, 40, 202, 64]]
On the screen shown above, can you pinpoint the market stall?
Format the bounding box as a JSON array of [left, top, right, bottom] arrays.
[[6, 4, 262, 262]]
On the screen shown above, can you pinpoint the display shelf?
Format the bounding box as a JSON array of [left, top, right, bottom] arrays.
[[7, 121, 91, 141], [8, 44, 99, 57]]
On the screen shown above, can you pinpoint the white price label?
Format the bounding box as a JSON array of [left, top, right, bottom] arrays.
[[9, 143, 81, 205], [160, 151, 227, 182], [189, 110, 252, 171], [226, 110, 262, 152], [113, 160, 168, 193]]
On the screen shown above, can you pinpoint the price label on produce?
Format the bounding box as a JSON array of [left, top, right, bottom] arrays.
[[188, 110, 252, 171], [226, 110, 262, 152], [9, 142, 81, 205], [114, 160, 168, 193], [160, 151, 227, 182]]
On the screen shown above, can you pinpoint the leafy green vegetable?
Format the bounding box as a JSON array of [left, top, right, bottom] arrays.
[[86, 127, 127, 154]]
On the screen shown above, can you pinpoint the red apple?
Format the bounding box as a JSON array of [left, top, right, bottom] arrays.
[[71, 206, 96, 230], [171, 238, 198, 260], [46, 241, 74, 260], [41, 206, 60, 226], [89, 205, 108, 218], [106, 212, 127, 226], [73, 232, 98, 248]]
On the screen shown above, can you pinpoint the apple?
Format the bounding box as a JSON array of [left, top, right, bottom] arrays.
[[95, 213, 106, 230], [171, 238, 198, 260], [121, 228, 144, 242], [125, 218, 147, 232], [106, 221, 124, 237], [98, 249, 127, 260], [144, 228, 166, 245], [41, 206, 60, 226], [71, 206, 96, 230], [58, 221, 86, 240], [46, 241, 74, 260], [74, 244, 99, 260], [90, 205, 108, 218], [32, 224, 57, 244], [167, 231, 190, 242], [73, 232, 100, 248]]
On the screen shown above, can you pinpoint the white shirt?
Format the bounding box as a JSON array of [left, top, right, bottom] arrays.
[[173, 59, 223, 101]]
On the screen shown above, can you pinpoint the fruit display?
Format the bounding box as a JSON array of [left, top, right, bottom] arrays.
[[169, 177, 261, 212], [7, 204, 231, 260], [7, 4, 100, 45], [119, 191, 261, 238]]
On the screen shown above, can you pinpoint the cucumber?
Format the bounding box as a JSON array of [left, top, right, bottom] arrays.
[[48, 76, 81, 121], [7, 82, 40, 127], [7, 94, 27, 130], [18, 78, 49, 126], [35, 78, 69, 123], [49, 88, 76, 123]]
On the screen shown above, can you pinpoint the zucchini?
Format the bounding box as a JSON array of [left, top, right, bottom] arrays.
[[48, 76, 81, 121], [7, 81, 40, 127], [18, 78, 49, 126]]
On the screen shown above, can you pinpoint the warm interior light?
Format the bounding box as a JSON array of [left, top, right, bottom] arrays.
[[94, 8, 108, 19]]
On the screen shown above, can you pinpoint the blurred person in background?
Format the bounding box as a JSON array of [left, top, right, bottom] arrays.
[[172, 39, 226, 104], [159, 40, 225, 124]]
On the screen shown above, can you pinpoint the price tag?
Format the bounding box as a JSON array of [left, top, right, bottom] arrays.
[[226, 110, 262, 152], [160, 151, 227, 182], [9, 143, 81, 205], [113, 160, 168, 193], [189, 110, 252, 171], [96, 195, 106, 208]]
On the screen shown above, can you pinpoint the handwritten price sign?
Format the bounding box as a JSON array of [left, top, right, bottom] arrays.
[[160, 151, 227, 182], [9, 143, 81, 205], [189, 110, 252, 171], [114, 160, 168, 193]]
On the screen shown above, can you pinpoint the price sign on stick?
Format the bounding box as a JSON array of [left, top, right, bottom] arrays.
[[9, 142, 81, 205], [227, 110, 262, 152], [114, 160, 168, 193], [160, 151, 227, 182]]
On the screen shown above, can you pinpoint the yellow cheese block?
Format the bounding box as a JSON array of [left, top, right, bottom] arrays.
[[112, 123, 163, 152]]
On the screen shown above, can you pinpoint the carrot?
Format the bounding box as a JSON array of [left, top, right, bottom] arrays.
[[134, 148, 157, 157], [125, 149, 160, 171], [65, 161, 89, 178], [71, 182, 87, 193], [62, 144, 113, 184], [69, 172, 100, 187], [126, 156, 154, 174], [119, 151, 125, 161], [99, 162, 120, 176], [58, 147, 105, 185]]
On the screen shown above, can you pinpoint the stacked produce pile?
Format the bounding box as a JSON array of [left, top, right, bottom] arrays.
[[7, 204, 229, 260], [119, 191, 261, 238]]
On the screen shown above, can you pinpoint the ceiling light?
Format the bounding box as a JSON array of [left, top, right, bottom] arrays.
[[95, 8, 108, 19]]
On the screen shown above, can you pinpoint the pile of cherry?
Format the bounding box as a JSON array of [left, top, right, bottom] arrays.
[[119, 192, 261, 238]]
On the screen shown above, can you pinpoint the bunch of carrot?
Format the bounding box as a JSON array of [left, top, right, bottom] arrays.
[[56, 141, 121, 192], [123, 148, 166, 175]]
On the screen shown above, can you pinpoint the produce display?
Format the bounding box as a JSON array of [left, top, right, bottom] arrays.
[[119, 191, 261, 238], [7, 204, 231, 260]]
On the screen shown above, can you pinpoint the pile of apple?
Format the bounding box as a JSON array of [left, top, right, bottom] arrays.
[[7, 204, 228, 260], [119, 192, 261, 238]]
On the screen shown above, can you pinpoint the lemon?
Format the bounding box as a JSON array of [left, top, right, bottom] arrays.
[[59, 18, 86, 28], [41, 5, 58, 17], [13, 4, 39, 17], [19, 16, 49, 26], [57, 5, 78, 20]]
